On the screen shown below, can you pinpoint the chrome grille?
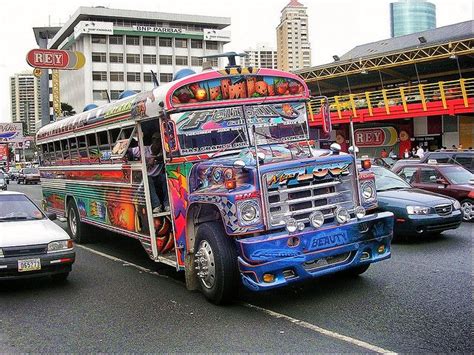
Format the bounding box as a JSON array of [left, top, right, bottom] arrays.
[[263, 163, 357, 228], [435, 204, 452, 216]]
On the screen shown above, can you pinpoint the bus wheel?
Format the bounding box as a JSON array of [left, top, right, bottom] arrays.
[[194, 222, 239, 305], [343, 263, 370, 277], [67, 201, 89, 243]]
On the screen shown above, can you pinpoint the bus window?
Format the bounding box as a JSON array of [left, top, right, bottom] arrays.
[[87, 133, 99, 161], [78, 136, 87, 159], [111, 127, 136, 159], [61, 139, 70, 161], [42, 144, 50, 165], [69, 137, 79, 163], [98, 130, 111, 161], [54, 141, 62, 162], [109, 128, 121, 144]]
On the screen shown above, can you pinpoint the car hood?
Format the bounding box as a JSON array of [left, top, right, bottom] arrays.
[[377, 188, 453, 205], [0, 219, 70, 248]]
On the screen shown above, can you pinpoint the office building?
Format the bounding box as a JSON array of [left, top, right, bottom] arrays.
[[390, 0, 436, 37], [276, 0, 311, 71], [10, 73, 41, 135], [242, 44, 277, 69], [46, 6, 231, 113]]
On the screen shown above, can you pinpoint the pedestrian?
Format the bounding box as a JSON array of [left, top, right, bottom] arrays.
[[403, 148, 410, 159], [411, 147, 416, 158], [416, 145, 425, 159], [451, 145, 456, 150], [381, 148, 388, 158]]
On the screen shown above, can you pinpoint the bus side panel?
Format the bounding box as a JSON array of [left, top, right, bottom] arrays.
[[165, 162, 194, 267]]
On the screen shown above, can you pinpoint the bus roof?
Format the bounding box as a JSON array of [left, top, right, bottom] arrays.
[[36, 67, 309, 143]]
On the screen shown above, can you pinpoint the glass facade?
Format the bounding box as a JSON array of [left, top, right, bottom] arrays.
[[390, 0, 436, 37]]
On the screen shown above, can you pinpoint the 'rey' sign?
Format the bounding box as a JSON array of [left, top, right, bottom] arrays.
[[26, 49, 85, 70]]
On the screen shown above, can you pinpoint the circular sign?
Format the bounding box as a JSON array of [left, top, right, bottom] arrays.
[[399, 130, 409, 142], [33, 68, 42, 78]]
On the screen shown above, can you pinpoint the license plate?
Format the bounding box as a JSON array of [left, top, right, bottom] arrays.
[[18, 258, 41, 272]]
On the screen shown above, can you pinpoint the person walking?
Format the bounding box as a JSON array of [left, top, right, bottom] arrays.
[[416, 145, 425, 159]]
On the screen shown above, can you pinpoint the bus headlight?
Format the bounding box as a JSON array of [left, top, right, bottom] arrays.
[[237, 200, 261, 225], [355, 206, 366, 219], [335, 207, 350, 224], [285, 218, 298, 233], [309, 211, 325, 228]]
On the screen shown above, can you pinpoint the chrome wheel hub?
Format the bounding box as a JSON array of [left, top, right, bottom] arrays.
[[195, 240, 216, 289], [69, 209, 77, 236], [461, 201, 473, 221]]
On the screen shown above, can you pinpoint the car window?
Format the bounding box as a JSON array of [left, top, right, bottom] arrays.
[[426, 153, 450, 163], [439, 166, 474, 185], [23, 168, 39, 174], [373, 166, 411, 191], [0, 194, 44, 221], [419, 168, 441, 184], [398, 167, 418, 184], [454, 155, 474, 170]]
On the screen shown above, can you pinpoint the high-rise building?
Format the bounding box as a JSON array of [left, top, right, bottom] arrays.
[[242, 44, 277, 69], [390, 0, 436, 37], [46, 7, 230, 115], [276, 0, 311, 71], [10, 73, 41, 135]]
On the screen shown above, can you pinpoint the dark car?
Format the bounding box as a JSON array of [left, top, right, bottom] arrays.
[[0, 172, 7, 190], [371, 166, 462, 238], [420, 150, 474, 173], [393, 163, 474, 221], [17, 168, 40, 184], [391, 158, 420, 172]]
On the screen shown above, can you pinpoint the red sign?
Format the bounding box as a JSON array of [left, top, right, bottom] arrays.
[[354, 127, 398, 147], [27, 49, 70, 69], [0, 144, 8, 161]]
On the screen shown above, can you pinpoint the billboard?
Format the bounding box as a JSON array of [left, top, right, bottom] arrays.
[[74, 21, 114, 39], [0, 123, 23, 142], [0, 144, 8, 161]]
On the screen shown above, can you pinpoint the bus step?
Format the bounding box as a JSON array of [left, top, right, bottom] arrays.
[[153, 211, 171, 218]]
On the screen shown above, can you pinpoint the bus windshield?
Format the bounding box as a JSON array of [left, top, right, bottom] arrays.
[[172, 102, 308, 156]]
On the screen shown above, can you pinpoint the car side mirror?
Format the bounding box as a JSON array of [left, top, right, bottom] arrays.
[[46, 212, 57, 221]]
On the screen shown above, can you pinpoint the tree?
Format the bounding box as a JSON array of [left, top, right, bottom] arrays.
[[61, 102, 76, 116]]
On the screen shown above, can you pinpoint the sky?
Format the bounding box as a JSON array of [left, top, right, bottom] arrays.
[[0, 0, 472, 122]]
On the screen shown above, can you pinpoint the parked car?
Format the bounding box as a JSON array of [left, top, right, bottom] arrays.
[[420, 150, 474, 173], [0, 191, 75, 281], [17, 168, 40, 184], [8, 168, 19, 181], [0, 172, 7, 190], [373, 157, 398, 169], [392, 162, 474, 221], [369, 166, 462, 238], [391, 158, 420, 172]]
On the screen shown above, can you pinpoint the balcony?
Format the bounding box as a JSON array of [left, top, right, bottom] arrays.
[[308, 78, 474, 125]]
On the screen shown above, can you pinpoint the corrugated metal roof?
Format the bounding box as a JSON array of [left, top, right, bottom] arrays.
[[340, 20, 474, 61]]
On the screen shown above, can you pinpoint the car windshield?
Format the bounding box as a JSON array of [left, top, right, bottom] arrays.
[[0, 194, 45, 221], [23, 168, 39, 174], [439, 166, 474, 185], [372, 166, 411, 191]]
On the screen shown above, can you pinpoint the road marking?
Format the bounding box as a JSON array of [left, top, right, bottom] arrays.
[[243, 303, 396, 354], [78, 244, 397, 354]]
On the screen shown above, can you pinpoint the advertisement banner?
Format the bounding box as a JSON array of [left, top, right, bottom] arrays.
[[0, 144, 8, 161], [354, 127, 398, 147], [74, 21, 114, 39], [0, 123, 23, 142], [203, 29, 231, 42]]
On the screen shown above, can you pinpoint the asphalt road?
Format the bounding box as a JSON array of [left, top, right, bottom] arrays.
[[1, 183, 472, 353]]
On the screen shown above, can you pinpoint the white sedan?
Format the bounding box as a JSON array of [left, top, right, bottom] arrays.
[[0, 191, 75, 281]]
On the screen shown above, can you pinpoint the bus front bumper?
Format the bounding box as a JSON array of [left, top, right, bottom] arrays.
[[236, 212, 394, 291]]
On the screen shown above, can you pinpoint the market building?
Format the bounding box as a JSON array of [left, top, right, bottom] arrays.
[[46, 6, 230, 114], [297, 21, 474, 157]]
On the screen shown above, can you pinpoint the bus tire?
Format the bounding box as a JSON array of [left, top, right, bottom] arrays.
[[67, 200, 89, 243], [194, 221, 239, 305], [343, 263, 370, 276]]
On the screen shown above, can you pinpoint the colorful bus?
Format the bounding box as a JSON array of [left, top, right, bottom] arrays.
[[36, 63, 394, 304]]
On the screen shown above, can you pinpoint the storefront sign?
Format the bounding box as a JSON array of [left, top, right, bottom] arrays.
[[26, 49, 85, 70], [354, 127, 398, 147], [74, 21, 114, 38], [203, 29, 231, 42], [0, 123, 23, 142], [132, 25, 184, 34]]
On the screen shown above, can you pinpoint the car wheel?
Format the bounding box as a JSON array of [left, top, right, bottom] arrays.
[[51, 272, 69, 282], [67, 200, 89, 243], [342, 263, 370, 276], [461, 199, 473, 222], [194, 222, 239, 305]]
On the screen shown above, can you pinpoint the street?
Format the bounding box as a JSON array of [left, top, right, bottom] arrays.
[[0, 183, 472, 353]]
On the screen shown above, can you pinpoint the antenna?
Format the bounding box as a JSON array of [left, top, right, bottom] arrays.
[[201, 51, 248, 69]]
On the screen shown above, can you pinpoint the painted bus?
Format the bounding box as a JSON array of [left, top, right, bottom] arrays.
[[36, 64, 394, 304]]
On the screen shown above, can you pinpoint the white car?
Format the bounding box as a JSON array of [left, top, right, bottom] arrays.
[[0, 191, 75, 281]]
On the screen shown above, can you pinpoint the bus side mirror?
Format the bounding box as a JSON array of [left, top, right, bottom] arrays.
[[233, 160, 246, 169]]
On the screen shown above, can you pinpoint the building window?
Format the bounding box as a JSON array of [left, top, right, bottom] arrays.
[[92, 71, 107, 81], [175, 38, 187, 48], [443, 116, 458, 133], [175, 56, 188, 66], [109, 53, 124, 63], [110, 90, 122, 100], [127, 72, 141, 82], [159, 55, 172, 65], [143, 72, 154, 82], [126, 36, 140, 46], [160, 73, 173, 83], [91, 35, 106, 44], [211, 58, 218, 66], [126, 54, 141, 64], [143, 54, 156, 64], [159, 38, 172, 47], [143, 37, 156, 46], [109, 35, 123, 45], [93, 90, 108, 100], [92, 52, 106, 62], [110, 72, 124, 82], [206, 41, 218, 50], [191, 39, 203, 48], [191, 56, 203, 66]]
